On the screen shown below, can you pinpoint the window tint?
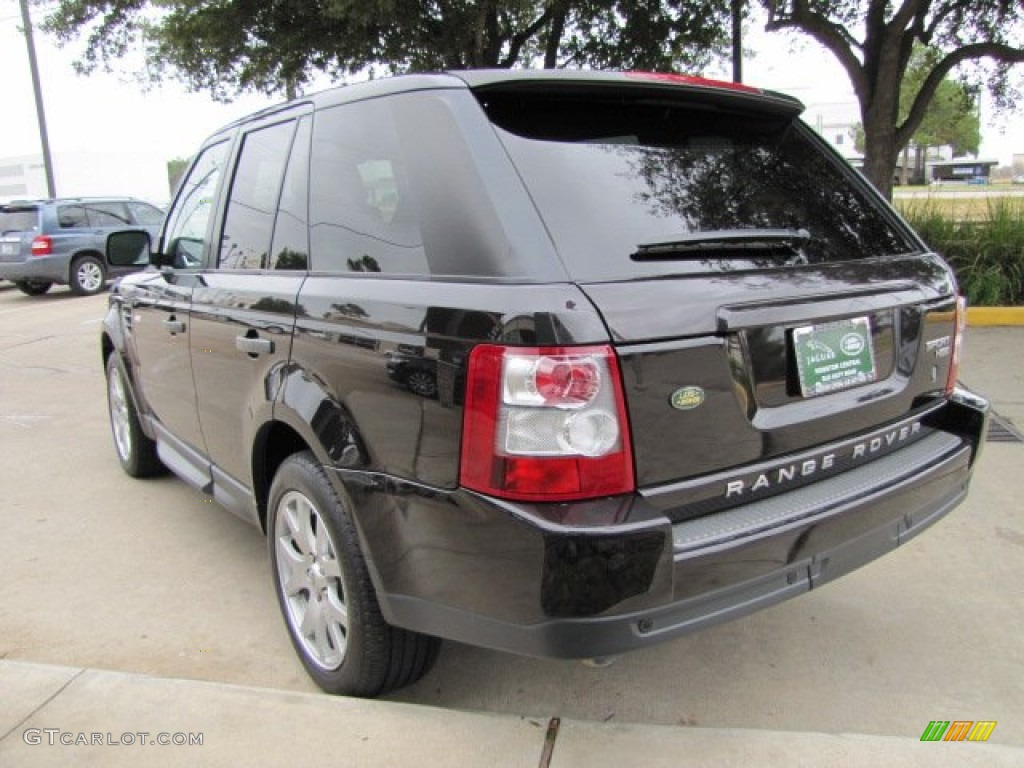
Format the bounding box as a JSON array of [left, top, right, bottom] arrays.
[[310, 99, 428, 276], [478, 89, 914, 281], [269, 117, 311, 270], [128, 201, 164, 226], [0, 208, 39, 232], [86, 201, 131, 227], [219, 120, 295, 270], [164, 141, 230, 268], [57, 205, 89, 229]]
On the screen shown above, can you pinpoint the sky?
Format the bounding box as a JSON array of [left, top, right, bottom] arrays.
[[1, 2, 1022, 205]]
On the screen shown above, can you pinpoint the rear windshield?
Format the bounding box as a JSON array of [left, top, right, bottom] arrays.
[[0, 208, 39, 234], [476, 88, 916, 281]]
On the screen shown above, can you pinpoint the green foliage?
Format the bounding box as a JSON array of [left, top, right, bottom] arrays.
[[900, 47, 980, 156], [763, 1, 1024, 199], [43, 1, 732, 99], [166, 157, 189, 197], [903, 199, 1024, 306]]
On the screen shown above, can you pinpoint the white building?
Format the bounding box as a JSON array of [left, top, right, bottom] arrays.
[[0, 151, 170, 206]]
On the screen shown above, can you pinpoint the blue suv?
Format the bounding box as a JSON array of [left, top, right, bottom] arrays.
[[0, 197, 163, 296]]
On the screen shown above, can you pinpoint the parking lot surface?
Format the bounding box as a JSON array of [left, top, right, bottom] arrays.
[[1, 283, 1022, 760]]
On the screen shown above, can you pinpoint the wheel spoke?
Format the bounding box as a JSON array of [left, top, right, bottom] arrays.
[[282, 502, 312, 557], [323, 588, 348, 628], [278, 543, 312, 597], [314, 518, 332, 559], [321, 557, 342, 580]]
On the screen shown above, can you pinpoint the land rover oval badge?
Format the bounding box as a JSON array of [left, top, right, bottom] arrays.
[[670, 386, 705, 411]]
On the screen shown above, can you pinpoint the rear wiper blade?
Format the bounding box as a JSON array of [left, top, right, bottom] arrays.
[[633, 228, 810, 260]]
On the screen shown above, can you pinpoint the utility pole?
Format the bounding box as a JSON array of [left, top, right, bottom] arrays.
[[19, 0, 57, 198], [731, 0, 743, 84]]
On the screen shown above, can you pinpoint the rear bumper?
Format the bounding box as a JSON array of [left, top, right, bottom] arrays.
[[0, 256, 67, 283], [341, 391, 988, 659]]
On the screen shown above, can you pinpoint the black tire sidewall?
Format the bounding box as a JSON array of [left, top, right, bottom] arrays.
[[15, 280, 52, 296]]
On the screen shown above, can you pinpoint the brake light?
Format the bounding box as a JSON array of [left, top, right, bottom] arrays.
[[946, 294, 967, 394], [460, 345, 635, 502], [30, 235, 52, 256], [625, 71, 761, 94]]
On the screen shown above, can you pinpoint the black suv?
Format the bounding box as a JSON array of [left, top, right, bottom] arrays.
[[101, 71, 989, 697], [0, 197, 163, 295]]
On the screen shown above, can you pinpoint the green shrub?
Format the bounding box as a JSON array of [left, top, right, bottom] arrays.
[[901, 199, 1024, 306]]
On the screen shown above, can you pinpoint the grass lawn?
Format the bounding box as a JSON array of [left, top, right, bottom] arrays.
[[893, 185, 1024, 221]]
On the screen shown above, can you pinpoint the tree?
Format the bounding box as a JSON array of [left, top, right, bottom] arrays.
[[852, 47, 981, 185], [44, 1, 732, 101], [166, 157, 189, 197], [763, 1, 1024, 199]]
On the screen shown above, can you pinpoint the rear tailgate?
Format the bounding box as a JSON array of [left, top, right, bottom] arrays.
[[0, 206, 40, 263], [579, 255, 960, 517]]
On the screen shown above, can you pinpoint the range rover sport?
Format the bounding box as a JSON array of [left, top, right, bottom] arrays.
[[101, 70, 989, 697]]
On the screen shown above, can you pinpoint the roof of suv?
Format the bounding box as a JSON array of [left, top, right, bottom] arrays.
[[211, 70, 805, 138]]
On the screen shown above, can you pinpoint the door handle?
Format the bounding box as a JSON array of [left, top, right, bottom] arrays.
[[163, 317, 186, 334], [236, 335, 274, 356]]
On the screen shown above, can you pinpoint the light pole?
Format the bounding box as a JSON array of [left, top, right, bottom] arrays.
[[19, 0, 57, 198], [731, 0, 743, 84]]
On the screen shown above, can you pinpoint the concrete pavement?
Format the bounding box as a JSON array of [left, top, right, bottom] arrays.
[[3, 659, 1022, 767]]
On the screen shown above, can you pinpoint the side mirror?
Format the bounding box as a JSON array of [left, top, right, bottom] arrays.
[[106, 230, 152, 267]]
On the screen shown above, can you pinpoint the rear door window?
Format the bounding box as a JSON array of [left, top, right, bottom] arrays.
[[219, 120, 296, 270], [85, 201, 131, 227], [57, 205, 89, 229], [269, 117, 311, 271], [475, 87, 916, 282]]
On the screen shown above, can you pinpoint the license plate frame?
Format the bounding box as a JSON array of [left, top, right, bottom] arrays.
[[792, 316, 877, 397]]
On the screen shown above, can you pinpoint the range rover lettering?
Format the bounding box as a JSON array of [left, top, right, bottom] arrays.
[[101, 71, 989, 697]]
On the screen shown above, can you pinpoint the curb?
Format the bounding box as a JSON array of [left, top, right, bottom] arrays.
[[967, 308, 1024, 326]]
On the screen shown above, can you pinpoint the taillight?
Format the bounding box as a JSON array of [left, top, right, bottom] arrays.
[[460, 345, 635, 502], [946, 294, 967, 394], [30, 235, 52, 256]]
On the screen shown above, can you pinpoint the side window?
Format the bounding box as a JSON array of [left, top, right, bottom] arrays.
[[57, 205, 89, 229], [85, 201, 131, 227], [269, 117, 311, 270], [164, 141, 230, 268], [309, 101, 427, 275], [219, 120, 295, 270], [127, 202, 164, 226]]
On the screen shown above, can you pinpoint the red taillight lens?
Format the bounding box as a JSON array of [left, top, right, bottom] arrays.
[[946, 294, 967, 394], [460, 345, 635, 502], [30, 235, 52, 256]]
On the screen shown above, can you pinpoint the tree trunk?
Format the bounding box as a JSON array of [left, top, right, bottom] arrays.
[[544, 1, 569, 69], [860, 78, 902, 201], [860, 120, 898, 201]]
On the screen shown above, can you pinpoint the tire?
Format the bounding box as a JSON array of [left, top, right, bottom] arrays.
[[69, 255, 107, 296], [406, 370, 438, 398], [105, 355, 165, 477], [14, 280, 52, 296], [268, 451, 440, 697]]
